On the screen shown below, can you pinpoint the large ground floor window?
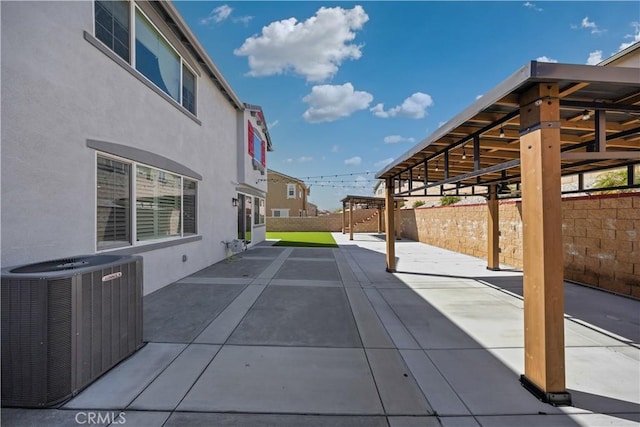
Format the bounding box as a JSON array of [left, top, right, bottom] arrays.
[[97, 154, 197, 250]]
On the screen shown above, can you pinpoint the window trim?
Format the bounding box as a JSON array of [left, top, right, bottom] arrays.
[[133, 6, 195, 110], [286, 184, 296, 199], [85, 31, 201, 124], [253, 196, 266, 226], [95, 151, 200, 252], [271, 209, 289, 218], [87, 1, 200, 122]]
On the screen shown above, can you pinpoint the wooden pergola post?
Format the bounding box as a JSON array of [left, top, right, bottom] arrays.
[[384, 179, 396, 272], [342, 201, 346, 234], [487, 184, 500, 271], [377, 205, 383, 233], [518, 83, 571, 405], [348, 198, 354, 241], [395, 200, 402, 240]]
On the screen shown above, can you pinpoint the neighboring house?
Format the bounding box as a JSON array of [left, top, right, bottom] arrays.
[[1, 0, 272, 295], [266, 170, 316, 217]]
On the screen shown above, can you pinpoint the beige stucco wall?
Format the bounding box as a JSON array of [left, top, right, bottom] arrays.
[[266, 172, 310, 216]]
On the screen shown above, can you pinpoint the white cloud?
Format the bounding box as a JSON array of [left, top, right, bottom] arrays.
[[331, 145, 339, 153], [374, 158, 394, 169], [302, 83, 373, 123], [268, 119, 279, 129], [200, 5, 252, 26], [200, 5, 233, 25], [475, 94, 483, 100], [523, 2, 542, 12], [586, 50, 602, 65], [383, 135, 415, 144], [233, 16, 254, 26], [618, 22, 640, 52], [234, 5, 369, 82], [371, 92, 433, 119], [580, 17, 603, 34], [536, 56, 558, 63], [285, 158, 293, 163], [344, 156, 362, 166], [298, 156, 313, 162]]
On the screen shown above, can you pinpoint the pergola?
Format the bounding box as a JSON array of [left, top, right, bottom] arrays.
[[340, 195, 405, 241], [376, 60, 640, 405]]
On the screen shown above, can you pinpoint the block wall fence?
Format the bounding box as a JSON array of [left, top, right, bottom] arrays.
[[400, 193, 639, 298], [266, 194, 639, 297], [267, 209, 382, 233]]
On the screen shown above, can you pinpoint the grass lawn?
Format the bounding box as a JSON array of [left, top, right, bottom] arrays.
[[266, 232, 338, 248]]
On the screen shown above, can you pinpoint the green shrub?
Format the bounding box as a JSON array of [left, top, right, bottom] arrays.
[[412, 200, 425, 208], [440, 195, 461, 206], [593, 169, 629, 194]]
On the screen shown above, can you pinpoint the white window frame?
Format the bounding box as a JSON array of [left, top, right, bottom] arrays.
[[271, 209, 289, 218], [92, 0, 197, 115], [286, 184, 295, 199], [254, 196, 266, 226], [95, 152, 199, 251]]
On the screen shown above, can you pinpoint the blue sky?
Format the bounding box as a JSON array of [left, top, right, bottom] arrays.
[[174, 1, 640, 210]]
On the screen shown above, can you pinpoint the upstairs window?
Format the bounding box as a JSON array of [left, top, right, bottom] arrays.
[[95, 0, 130, 62], [93, 1, 196, 115], [135, 9, 180, 103], [182, 64, 195, 114], [287, 184, 295, 199], [247, 122, 266, 166]]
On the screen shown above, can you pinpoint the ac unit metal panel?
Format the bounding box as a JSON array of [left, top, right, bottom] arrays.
[[1, 255, 143, 408]]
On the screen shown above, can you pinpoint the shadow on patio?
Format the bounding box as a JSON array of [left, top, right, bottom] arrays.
[[2, 233, 638, 427]]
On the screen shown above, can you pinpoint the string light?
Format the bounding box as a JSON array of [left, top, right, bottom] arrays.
[[462, 146, 467, 160], [582, 110, 590, 121], [499, 127, 505, 138], [435, 160, 439, 172]]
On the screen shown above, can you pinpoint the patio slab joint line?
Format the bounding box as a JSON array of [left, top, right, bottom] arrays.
[[372, 285, 476, 416]]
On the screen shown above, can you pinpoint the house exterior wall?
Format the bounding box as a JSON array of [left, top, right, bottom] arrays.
[[399, 193, 640, 298], [1, 1, 249, 294], [266, 171, 310, 217], [236, 109, 268, 246]]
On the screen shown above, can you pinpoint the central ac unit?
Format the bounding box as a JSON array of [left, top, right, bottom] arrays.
[[1, 254, 144, 407]]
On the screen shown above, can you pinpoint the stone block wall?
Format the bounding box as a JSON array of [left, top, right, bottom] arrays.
[[400, 193, 639, 298], [562, 194, 639, 297], [267, 209, 381, 233]]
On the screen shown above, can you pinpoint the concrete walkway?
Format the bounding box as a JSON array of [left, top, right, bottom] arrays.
[[3, 233, 639, 426]]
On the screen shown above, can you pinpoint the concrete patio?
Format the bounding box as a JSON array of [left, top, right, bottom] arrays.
[[3, 232, 639, 426]]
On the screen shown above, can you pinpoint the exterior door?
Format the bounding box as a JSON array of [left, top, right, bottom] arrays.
[[237, 194, 252, 243]]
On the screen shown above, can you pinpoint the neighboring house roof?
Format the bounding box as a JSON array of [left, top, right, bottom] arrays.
[[599, 40, 640, 66], [244, 103, 274, 152], [268, 169, 310, 193]]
